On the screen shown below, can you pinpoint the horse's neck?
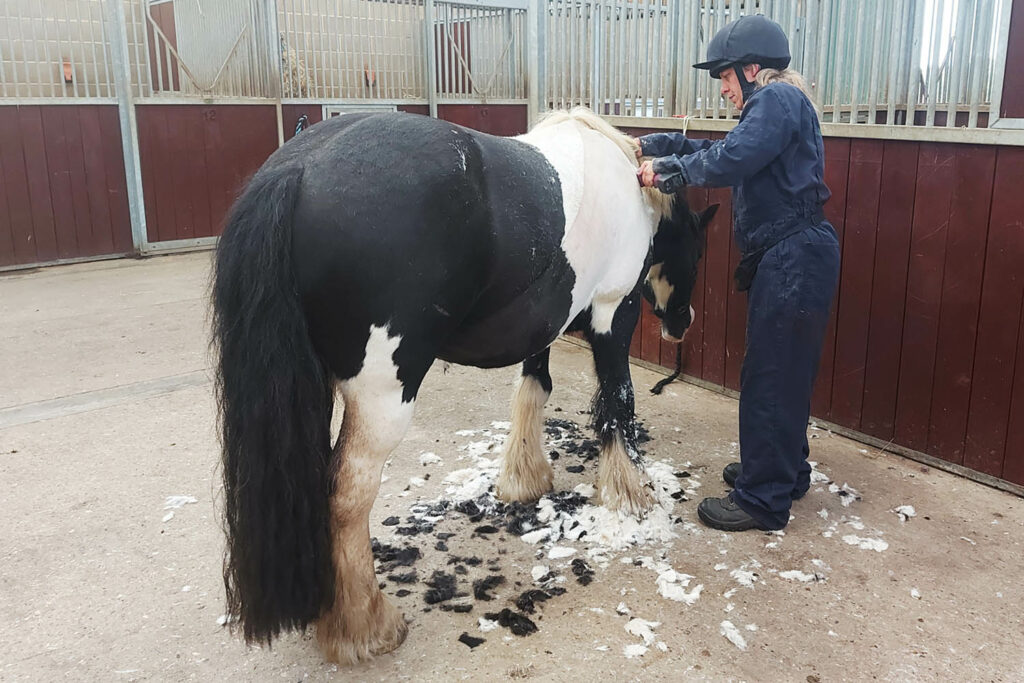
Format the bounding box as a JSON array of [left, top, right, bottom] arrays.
[[518, 121, 659, 321], [516, 122, 586, 236]]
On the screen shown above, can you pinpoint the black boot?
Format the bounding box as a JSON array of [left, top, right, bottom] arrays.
[[722, 462, 741, 487], [722, 461, 806, 500], [697, 495, 772, 532]]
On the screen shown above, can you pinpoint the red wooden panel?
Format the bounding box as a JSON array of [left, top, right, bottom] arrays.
[[78, 107, 116, 255], [0, 107, 34, 265], [698, 136, 730, 386], [282, 104, 323, 142], [139, 106, 174, 242], [829, 139, 884, 429], [166, 107, 197, 240], [811, 138, 851, 418], [397, 105, 430, 117], [40, 107, 80, 259], [964, 147, 1024, 476], [139, 105, 276, 242], [723, 207, 745, 392], [18, 107, 58, 262], [894, 144, 956, 453], [926, 146, 996, 463], [137, 104, 160, 245], [0, 139, 14, 266], [861, 140, 919, 440], [60, 107, 98, 256], [96, 107, 132, 254], [1003, 301, 1024, 485], [200, 108, 230, 236], [220, 106, 277, 228], [183, 107, 213, 238], [639, 299, 662, 365], [999, 0, 1024, 118], [437, 105, 528, 136]]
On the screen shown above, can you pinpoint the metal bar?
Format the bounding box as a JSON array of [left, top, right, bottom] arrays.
[[130, 0, 146, 98], [831, 0, 848, 122], [425, 0, 438, 116], [968, 0, 989, 128], [105, 0, 147, 253], [329, 0, 339, 99], [988, 0, 1015, 128], [641, 0, 652, 117], [905, 0, 925, 126], [0, 24, 7, 98], [848, 0, 865, 123], [712, 0, 724, 118], [14, 2, 29, 97], [567, 0, 575, 106], [527, 0, 539, 120], [945, 0, 971, 127], [41, 1, 56, 97], [866, 0, 884, 125], [281, 1, 292, 98], [556, 1, 564, 108], [369, 0, 380, 99], [71, 0, 83, 97], [162, 17, 174, 92], [925, 0, 944, 127], [601, 112, 1024, 145], [886, 0, 903, 124], [814, 0, 831, 108], [149, 3, 165, 93], [138, 0, 155, 97], [633, 0, 642, 114], [592, 2, 601, 110], [440, 3, 449, 98], [613, 1, 621, 112], [579, 0, 586, 107]]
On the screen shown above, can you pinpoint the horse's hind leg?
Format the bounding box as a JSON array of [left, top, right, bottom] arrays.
[[496, 347, 555, 503], [316, 326, 429, 664], [587, 293, 654, 514]]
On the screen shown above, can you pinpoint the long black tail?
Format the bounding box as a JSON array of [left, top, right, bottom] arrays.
[[212, 163, 335, 645]]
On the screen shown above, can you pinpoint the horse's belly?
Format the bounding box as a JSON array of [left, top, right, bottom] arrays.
[[438, 292, 571, 368]]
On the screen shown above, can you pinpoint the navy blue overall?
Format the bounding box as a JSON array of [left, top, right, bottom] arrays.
[[641, 82, 841, 529]]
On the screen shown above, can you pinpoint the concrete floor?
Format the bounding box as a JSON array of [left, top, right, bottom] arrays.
[[1, 252, 1022, 682]]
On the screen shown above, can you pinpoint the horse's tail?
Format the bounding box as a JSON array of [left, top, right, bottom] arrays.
[[212, 163, 335, 645]]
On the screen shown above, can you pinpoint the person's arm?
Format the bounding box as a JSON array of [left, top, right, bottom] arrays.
[[651, 87, 798, 188], [637, 132, 714, 157]]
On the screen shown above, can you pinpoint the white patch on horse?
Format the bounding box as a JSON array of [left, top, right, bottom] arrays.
[[518, 120, 659, 332], [339, 325, 415, 481], [646, 263, 673, 312]]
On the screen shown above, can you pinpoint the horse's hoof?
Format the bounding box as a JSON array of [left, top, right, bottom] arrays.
[[495, 464, 554, 503], [600, 482, 655, 516], [317, 599, 408, 664], [368, 612, 408, 656]]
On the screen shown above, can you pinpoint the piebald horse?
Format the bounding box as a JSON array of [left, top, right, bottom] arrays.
[[212, 108, 716, 663]]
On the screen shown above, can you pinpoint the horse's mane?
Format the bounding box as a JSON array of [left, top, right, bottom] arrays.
[[532, 107, 674, 219]]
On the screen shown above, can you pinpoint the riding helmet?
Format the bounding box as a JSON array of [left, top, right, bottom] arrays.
[[693, 15, 791, 78]]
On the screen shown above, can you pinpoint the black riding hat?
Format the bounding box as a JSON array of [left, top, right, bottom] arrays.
[[693, 15, 791, 79]]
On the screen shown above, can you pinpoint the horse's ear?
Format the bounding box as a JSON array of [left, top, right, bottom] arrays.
[[698, 203, 720, 228]]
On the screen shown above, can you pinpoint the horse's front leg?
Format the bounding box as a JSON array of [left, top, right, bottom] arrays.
[[586, 290, 654, 515], [496, 347, 555, 503]]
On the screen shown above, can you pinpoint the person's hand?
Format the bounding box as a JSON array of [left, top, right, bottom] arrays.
[[634, 138, 644, 159], [638, 160, 656, 187]]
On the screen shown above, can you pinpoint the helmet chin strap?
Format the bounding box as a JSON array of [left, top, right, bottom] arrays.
[[733, 64, 757, 104]]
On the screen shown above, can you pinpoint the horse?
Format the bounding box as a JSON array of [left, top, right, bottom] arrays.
[[211, 107, 716, 664]]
